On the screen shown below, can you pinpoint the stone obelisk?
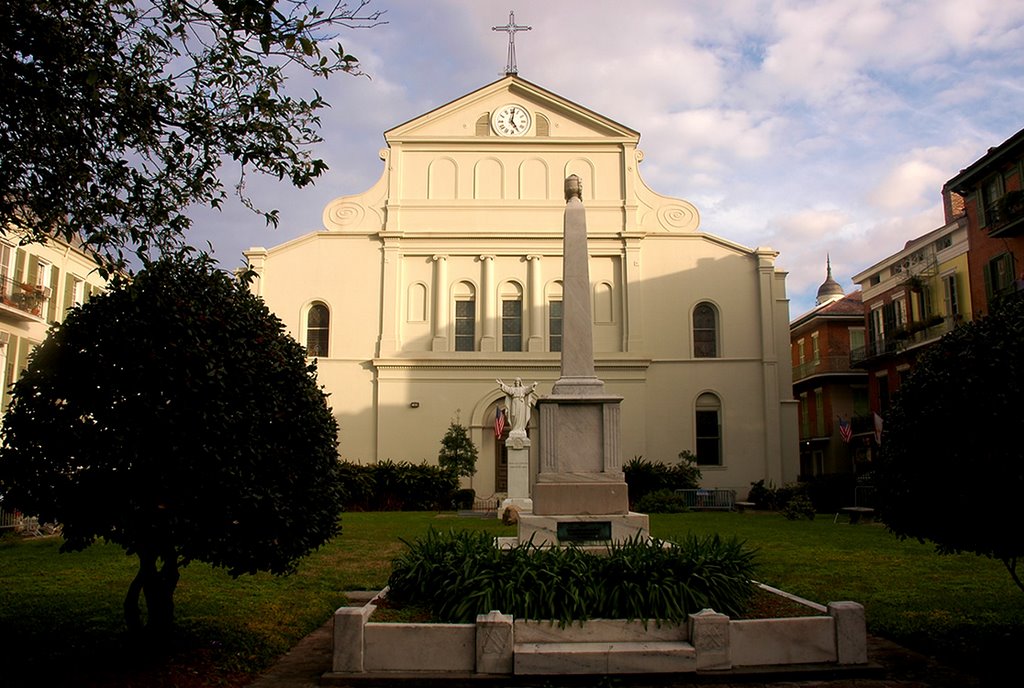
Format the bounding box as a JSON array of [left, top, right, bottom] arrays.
[[515, 176, 649, 547], [551, 175, 603, 396]]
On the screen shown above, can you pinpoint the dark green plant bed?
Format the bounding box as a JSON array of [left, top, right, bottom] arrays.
[[386, 529, 757, 625]]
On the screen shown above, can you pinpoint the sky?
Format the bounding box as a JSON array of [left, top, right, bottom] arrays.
[[186, 0, 1024, 318]]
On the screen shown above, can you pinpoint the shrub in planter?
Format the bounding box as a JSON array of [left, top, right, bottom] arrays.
[[634, 489, 689, 514], [387, 529, 757, 625]]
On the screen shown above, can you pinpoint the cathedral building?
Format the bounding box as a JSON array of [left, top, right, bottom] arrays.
[[244, 75, 798, 498]]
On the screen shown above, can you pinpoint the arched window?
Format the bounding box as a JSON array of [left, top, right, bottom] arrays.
[[695, 392, 722, 466], [546, 280, 564, 352], [693, 302, 719, 358], [453, 281, 476, 352], [306, 302, 330, 357], [500, 281, 523, 352]]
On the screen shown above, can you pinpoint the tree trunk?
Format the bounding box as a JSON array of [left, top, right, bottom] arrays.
[[124, 549, 180, 634]]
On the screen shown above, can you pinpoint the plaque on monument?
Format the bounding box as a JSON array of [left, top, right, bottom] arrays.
[[557, 521, 612, 543]]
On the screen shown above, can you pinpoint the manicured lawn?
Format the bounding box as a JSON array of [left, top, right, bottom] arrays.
[[2, 511, 1021, 686]]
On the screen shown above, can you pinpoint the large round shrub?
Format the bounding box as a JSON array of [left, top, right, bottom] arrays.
[[0, 256, 342, 631], [875, 295, 1024, 591]]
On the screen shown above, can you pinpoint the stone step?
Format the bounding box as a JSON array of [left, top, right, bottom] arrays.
[[514, 640, 696, 675]]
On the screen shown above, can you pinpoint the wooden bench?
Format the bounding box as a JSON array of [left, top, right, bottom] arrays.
[[734, 501, 756, 513]]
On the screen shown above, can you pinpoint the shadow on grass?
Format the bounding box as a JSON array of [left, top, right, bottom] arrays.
[[3, 614, 262, 688]]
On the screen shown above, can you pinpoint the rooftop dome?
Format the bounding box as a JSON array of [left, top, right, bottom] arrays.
[[816, 255, 845, 306]]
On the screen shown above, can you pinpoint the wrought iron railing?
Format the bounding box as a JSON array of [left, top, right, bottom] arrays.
[[674, 488, 736, 511], [850, 315, 956, 366], [0, 276, 47, 317], [793, 355, 860, 382]]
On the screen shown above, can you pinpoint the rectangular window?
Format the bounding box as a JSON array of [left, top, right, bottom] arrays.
[[869, 307, 885, 349], [797, 338, 805, 365], [814, 387, 824, 436], [943, 274, 959, 317], [0, 243, 12, 304], [985, 252, 1015, 303], [695, 409, 721, 466], [811, 332, 820, 364], [454, 299, 476, 351], [501, 299, 522, 351], [893, 298, 907, 328], [849, 327, 865, 353], [852, 384, 869, 416], [799, 392, 809, 438], [980, 174, 1003, 226], [877, 373, 890, 414], [548, 300, 563, 352]]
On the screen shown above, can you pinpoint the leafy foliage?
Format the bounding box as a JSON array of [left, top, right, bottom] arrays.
[[624, 453, 701, 507], [0, 0, 382, 263], [437, 422, 478, 479], [781, 494, 816, 521], [386, 530, 757, 625], [0, 255, 343, 631], [876, 295, 1024, 592], [633, 489, 690, 514], [746, 479, 811, 514], [337, 460, 459, 511]]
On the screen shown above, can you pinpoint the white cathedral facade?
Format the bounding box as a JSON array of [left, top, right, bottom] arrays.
[[244, 76, 798, 498]]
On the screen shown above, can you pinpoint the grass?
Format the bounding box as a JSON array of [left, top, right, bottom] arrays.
[[2, 510, 1022, 685]]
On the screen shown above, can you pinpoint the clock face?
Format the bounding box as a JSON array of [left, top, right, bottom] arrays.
[[492, 104, 531, 137]]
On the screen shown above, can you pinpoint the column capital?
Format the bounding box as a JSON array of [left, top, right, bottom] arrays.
[[431, 254, 448, 262], [479, 254, 496, 262]]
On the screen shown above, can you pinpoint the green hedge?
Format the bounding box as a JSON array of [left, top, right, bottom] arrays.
[[337, 460, 458, 511], [624, 454, 701, 508]]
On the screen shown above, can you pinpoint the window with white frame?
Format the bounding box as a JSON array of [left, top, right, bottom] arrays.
[[694, 392, 722, 466], [453, 281, 477, 352], [692, 302, 719, 358], [942, 273, 959, 318], [548, 299, 563, 352], [305, 302, 330, 357], [500, 281, 523, 352]]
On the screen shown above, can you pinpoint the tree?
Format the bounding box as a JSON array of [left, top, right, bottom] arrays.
[[1, 0, 382, 264], [0, 255, 343, 632], [438, 422, 478, 480], [875, 295, 1024, 592]]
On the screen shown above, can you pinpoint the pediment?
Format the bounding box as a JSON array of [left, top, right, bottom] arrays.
[[385, 76, 639, 142]]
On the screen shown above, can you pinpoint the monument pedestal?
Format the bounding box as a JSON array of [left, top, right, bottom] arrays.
[[511, 394, 649, 548], [517, 511, 650, 549]]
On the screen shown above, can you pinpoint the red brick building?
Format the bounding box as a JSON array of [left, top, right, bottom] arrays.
[[943, 127, 1024, 315], [790, 263, 869, 478]]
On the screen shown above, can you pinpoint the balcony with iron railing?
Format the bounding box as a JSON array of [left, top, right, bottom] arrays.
[[0, 276, 48, 321], [793, 354, 862, 382], [985, 190, 1024, 238], [850, 314, 957, 366]]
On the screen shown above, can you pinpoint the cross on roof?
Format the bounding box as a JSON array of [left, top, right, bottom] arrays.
[[492, 10, 531, 75]]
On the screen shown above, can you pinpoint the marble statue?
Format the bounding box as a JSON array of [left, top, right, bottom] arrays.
[[496, 377, 538, 435]]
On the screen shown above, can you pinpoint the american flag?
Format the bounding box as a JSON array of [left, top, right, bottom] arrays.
[[494, 408, 506, 438], [838, 416, 852, 443]]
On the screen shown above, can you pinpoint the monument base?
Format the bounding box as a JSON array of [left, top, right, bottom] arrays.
[[532, 479, 629, 515], [511, 512, 650, 549]]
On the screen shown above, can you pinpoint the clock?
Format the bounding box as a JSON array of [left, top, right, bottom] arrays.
[[491, 104, 532, 137]]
